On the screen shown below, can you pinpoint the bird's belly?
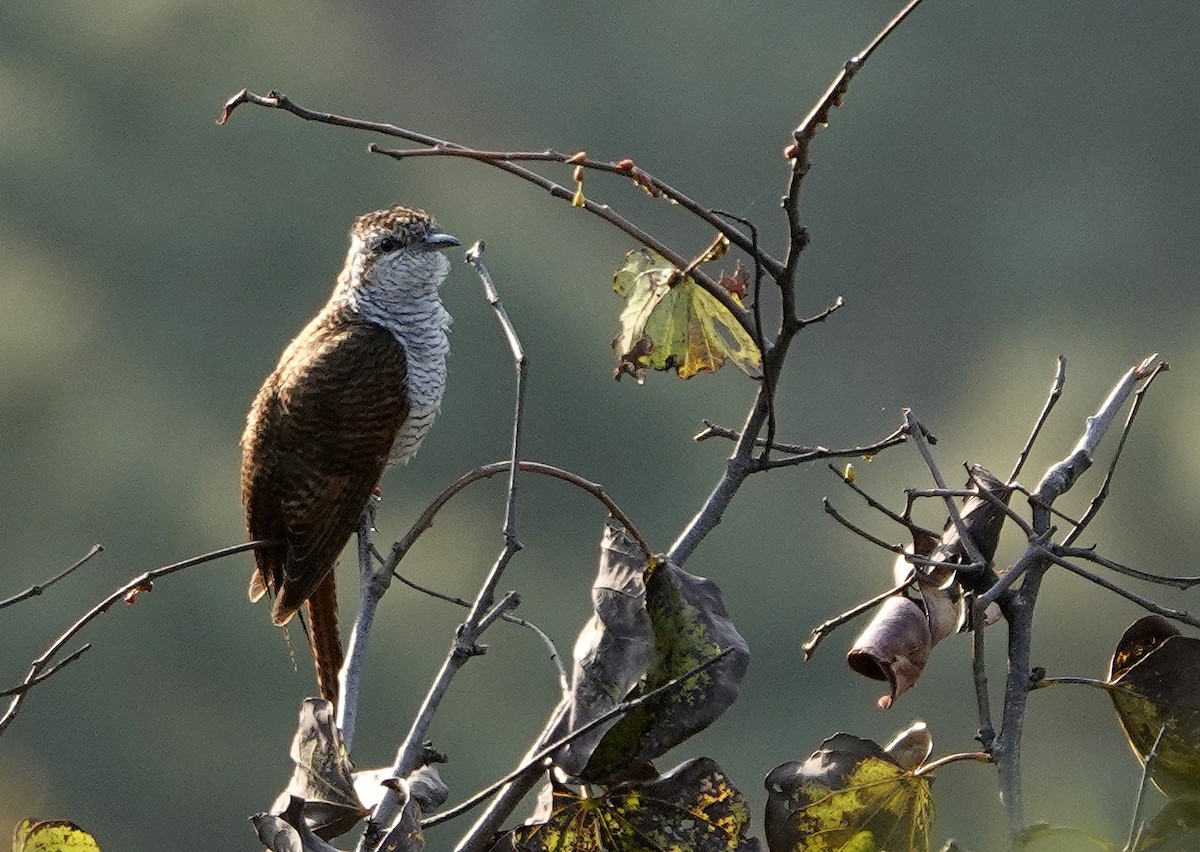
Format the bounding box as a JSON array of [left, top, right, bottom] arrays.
[[390, 400, 439, 463]]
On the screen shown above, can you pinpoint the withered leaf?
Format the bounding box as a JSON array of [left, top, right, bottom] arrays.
[[270, 699, 369, 840], [251, 796, 343, 852], [1106, 615, 1200, 797], [581, 554, 749, 783]]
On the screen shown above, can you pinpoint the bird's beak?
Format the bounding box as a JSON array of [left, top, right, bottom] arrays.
[[425, 232, 461, 250]]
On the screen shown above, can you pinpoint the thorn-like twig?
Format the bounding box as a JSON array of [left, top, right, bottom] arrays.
[[1009, 356, 1066, 483]]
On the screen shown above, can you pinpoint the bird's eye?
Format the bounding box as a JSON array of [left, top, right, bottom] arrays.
[[377, 236, 402, 253]]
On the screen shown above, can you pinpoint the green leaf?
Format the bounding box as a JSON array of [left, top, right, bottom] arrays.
[[612, 249, 762, 382], [765, 732, 935, 852], [491, 758, 761, 852]]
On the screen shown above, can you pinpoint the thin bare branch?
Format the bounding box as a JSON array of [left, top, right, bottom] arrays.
[[0, 544, 104, 611], [712, 209, 777, 456], [368, 147, 784, 280], [216, 88, 757, 340], [1055, 544, 1200, 590], [368, 244, 531, 840], [754, 426, 908, 471], [385, 460, 651, 571], [1042, 550, 1200, 628], [0, 540, 270, 738], [823, 499, 975, 572], [1009, 356, 1066, 483], [390, 568, 567, 692], [903, 411, 990, 571], [971, 598, 995, 752], [786, 0, 927, 169], [337, 498, 380, 749], [797, 295, 845, 327], [832, 464, 937, 540], [801, 570, 914, 660]]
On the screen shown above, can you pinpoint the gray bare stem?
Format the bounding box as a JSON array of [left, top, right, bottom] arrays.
[[992, 355, 1161, 848], [1124, 724, 1168, 852], [972, 600, 995, 752], [364, 245, 530, 848], [337, 500, 382, 749]]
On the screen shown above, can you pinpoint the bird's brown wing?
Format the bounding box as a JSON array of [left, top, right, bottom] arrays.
[[241, 309, 410, 624]]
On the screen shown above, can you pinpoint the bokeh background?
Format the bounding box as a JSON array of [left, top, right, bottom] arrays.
[[3, 2, 1199, 849]]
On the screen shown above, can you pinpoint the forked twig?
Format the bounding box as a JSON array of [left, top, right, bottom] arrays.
[[0, 545, 104, 611], [0, 540, 270, 737], [1064, 361, 1168, 547]]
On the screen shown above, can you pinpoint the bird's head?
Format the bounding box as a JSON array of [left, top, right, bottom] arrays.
[[338, 206, 460, 308]]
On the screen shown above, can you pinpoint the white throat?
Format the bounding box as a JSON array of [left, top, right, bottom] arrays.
[[332, 239, 452, 460]]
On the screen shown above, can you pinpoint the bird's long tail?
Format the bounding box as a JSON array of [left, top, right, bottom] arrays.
[[306, 571, 344, 708]]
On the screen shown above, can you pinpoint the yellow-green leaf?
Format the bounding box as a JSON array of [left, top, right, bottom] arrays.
[[12, 820, 100, 852], [491, 758, 759, 852], [613, 249, 761, 382], [765, 733, 934, 852]]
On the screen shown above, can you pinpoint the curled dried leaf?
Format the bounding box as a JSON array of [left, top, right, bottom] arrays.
[[848, 596, 932, 710]]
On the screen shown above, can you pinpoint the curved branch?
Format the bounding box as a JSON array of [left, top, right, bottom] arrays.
[[216, 89, 757, 341], [365, 146, 783, 280], [384, 460, 652, 573]]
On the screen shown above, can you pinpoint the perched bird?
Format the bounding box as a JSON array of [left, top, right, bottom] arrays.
[[241, 205, 459, 706]]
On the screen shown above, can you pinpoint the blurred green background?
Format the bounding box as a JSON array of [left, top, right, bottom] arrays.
[[3, 1, 1199, 849]]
